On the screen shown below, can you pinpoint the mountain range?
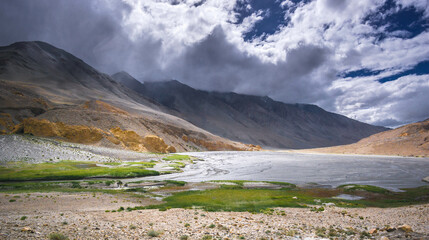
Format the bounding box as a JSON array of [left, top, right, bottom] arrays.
[[0, 41, 388, 152], [112, 72, 386, 149]]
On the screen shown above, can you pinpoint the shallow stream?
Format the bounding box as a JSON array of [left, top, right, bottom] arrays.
[[131, 151, 429, 191]]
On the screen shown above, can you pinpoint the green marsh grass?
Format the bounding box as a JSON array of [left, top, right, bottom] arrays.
[[337, 184, 391, 194], [162, 154, 191, 161], [210, 180, 296, 188], [0, 181, 131, 194], [0, 161, 159, 181], [48, 232, 69, 240], [132, 184, 429, 212], [141, 188, 318, 212]]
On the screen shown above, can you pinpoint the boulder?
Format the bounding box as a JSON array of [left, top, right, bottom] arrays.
[[398, 224, 413, 233], [165, 145, 177, 153]]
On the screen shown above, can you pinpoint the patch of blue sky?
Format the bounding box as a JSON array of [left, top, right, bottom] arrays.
[[364, 0, 428, 41]]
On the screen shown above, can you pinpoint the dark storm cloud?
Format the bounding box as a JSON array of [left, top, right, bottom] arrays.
[[0, 0, 121, 71], [270, 44, 332, 103], [167, 26, 331, 103], [0, 0, 164, 76], [167, 26, 267, 92], [0, 0, 332, 102]]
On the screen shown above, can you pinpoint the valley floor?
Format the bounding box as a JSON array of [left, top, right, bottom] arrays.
[[1, 192, 428, 240]]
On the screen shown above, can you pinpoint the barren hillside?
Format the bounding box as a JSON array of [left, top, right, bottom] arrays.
[[305, 119, 429, 157], [0, 41, 258, 152]]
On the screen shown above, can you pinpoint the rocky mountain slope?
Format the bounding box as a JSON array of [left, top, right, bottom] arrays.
[[0, 41, 258, 152], [305, 119, 429, 157], [112, 72, 387, 149]]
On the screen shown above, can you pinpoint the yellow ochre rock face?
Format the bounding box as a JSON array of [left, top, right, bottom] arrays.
[[109, 127, 147, 152], [82, 100, 129, 115], [110, 127, 143, 144], [7, 117, 258, 153], [109, 127, 176, 153], [11, 118, 175, 153], [144, 135, 176, 153], [56, 122, 105, 144], [15, 118, 105, 144], [0, 113, 15, 135], [165, 145, 177, 153], [21, 118, 60, 137]]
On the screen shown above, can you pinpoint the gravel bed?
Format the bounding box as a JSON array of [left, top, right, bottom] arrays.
[[0, 135, 160, 165], [1, 192, 428, 240]]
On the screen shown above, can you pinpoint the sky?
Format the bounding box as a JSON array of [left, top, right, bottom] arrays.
[[0, 0, 428, 128]]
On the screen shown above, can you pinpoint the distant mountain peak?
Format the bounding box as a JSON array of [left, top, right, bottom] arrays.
[[111, 71, 140, 82], [5, 41, 75, 60]]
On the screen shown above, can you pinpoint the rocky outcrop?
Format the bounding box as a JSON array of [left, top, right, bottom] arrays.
[[0, 113, 14, 135], [11, 118, 176, 153], [109, 127, 147, 152], [6, 116, 255, 153], [13, 118, 106, 144], [143, 135, 176, 153], [109, 127, 176, 153]]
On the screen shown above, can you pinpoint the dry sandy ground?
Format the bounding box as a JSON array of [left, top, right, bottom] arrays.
[[1, 192, 429, 240]]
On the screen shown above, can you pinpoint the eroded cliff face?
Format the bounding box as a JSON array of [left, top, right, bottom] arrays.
[[110, 127, 176, 153], [15, 118, 105, 144], [10, 118, 177, 153], [4, 114, 260, 153]]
